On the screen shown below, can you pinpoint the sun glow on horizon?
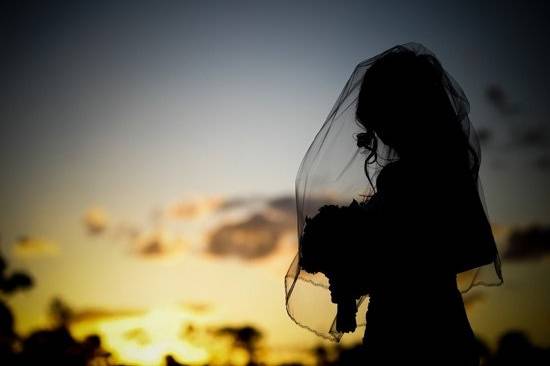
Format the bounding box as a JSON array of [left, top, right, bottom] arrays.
[[71, 305, 213, 365]]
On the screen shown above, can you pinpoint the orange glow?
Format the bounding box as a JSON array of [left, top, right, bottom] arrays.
[[71, 305, 211, 365]]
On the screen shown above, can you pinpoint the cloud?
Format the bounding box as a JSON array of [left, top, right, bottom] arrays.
[[510, 124, 550, 149], [69, 307, 146, 324], [267, 195, 296, 216], [84, 203, 194, 261], [83, 207, 109, 235], [482, 83, 550, 170], [12, 236, 59, 258], [498, 122, 550, 169], [180, 301, 213, 315], [476, 127, 493, 146], [85, 194, 299, 262], [206, 212, 292, 260], [133, 229, 188, 259], [217, 196, 261, 211], [166, 196, 225, 220], [167, 195, 266, 220], [485, 84, 520, 116], [267, 194, 338, 219], [204, 193, 362, 261], [503, 224, 550, 261]]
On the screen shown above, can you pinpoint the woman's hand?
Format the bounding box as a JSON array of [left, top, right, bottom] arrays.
[[336, 298, 358, 333], [329, 275, 359, 333]]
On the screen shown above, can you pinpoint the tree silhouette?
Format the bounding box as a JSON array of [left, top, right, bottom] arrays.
[[0, 238, 112, 366], [215, 325, 263, 366], [49, 297, 74, 327], [0, 242, 34, 365]]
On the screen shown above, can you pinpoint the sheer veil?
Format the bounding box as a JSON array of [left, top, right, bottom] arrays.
[[284, 42, 503, 341]]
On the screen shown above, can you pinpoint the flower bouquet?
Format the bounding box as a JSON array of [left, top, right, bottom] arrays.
[[299, 198, 378, 333]]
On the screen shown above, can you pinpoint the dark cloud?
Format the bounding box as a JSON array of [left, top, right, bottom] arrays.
[[482, 84, 550, 169], [86, 194, 299, 261], [206, 212, 291, 260], [134, 230, 187, 259], [267, 196, 295, 216], [83, 202, 189, 259], [503, 224, 550, 261], [511, 124, 550, 149], [267, 194, 330, 218], [217, 194, 299, 221], [485, 84, 520, 116], [476, 127, 493, 146], [167, 195, 267, 218], [138, 239, 165, 256], [12, 235, 59, 258], [218, 196, 260, 211], [68, 307, 145, 324], [498, 123, 550, 169]]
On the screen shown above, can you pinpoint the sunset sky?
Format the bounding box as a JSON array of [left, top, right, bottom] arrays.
[[1, 1, 549, 365]]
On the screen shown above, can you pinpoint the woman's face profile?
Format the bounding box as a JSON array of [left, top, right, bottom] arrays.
[[359, 81, 418, 156], [357, 51, 445, 158]]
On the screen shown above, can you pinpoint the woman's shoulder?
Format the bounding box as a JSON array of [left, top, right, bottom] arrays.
[[374, 160, 427, 210], [375, 160, 407, 191]]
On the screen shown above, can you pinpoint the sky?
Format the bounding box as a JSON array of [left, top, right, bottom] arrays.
[[1, 1, 549, 365]]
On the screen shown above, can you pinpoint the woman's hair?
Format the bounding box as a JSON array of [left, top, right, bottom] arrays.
[[354, 47, 479, 188]]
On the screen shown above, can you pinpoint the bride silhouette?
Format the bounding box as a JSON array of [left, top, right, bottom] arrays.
[[285, 43, 503, 366]]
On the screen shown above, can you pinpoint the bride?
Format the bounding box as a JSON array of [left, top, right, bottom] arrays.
[[285, 43, 503, 366]]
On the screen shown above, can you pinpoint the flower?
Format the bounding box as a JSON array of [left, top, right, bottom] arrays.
[[299, 198, 379, 332]]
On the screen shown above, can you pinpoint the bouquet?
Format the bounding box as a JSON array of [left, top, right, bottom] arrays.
[[299, 198, 379, 333]]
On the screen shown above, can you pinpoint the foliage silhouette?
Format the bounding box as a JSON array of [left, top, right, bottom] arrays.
[[1, 238, 545, 366]]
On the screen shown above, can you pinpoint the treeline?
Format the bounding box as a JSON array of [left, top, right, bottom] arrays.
[[1, 252, 548, 366]]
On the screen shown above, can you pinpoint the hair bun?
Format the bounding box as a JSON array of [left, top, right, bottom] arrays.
[[356, 132, 370, 148]]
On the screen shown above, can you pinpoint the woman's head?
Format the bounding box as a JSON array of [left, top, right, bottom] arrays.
[[355, 47, 471, 170]]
